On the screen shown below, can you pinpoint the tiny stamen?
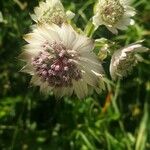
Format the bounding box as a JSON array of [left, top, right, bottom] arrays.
[[32, 41, 82, 87]]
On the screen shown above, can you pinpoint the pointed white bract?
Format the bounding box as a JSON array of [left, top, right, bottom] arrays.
[[93, 0, 136, 34], [30, 0, 71, 26], [110, 41, 149, 80], [20, 24, 105, 99]]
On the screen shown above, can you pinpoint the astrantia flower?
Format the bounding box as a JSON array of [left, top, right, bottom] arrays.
[[93, 0, 136, 34], [110, 41, 149, 80], [30, 0, 74, 26], [19, 24, 105, 99]]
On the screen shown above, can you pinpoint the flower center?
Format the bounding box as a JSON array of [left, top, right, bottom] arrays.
[[100, 0, 124, 25], [41, 6, 66, 25], [32, 42, 82, 87], [117, 53, 137, 73]]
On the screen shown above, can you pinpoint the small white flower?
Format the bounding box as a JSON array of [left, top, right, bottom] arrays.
[[19, 24, 105, 99], [30, 0, 74, 26], [93, 0, 136, 34], [110, 41, 149, 80]]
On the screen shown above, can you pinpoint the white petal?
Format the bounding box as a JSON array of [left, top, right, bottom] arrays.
[[30, 75, 42, 86], [53, 88, 64, 99], [79, 51, 99, 63], [93, 14, 104, 27], [73, 36, 94, 52], [30, 14, 38, 22], [40, 82, 51, 94], [109, 61, 117, 80], [18, 51, 33, 61], [23, 32, 45, 44], [115, 19, 129, 30], [118, 17, 131, 27], [82, 71, 99, 87], [38, 25, 61, 42], [66, 10, 75, 19], [125, 6, 136, 17], [59, 24, 76, 49], [22, 44, 41, 56], [53, 86, 74, 98], [20, 64, 34, 75], [123, 44, 149, 53], [72, 80, 88, 99], [63, 87, 73, 97], [78, 57, 105, 76], [106, 26, 118, 34]]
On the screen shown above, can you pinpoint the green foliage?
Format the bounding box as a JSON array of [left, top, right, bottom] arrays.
[[0, 0, 150, 150]]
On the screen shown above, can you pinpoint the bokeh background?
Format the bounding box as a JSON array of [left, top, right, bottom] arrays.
[[0, 0, 150, 149]]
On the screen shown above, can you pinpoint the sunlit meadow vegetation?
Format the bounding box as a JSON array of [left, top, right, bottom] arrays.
[[0, 0, 150, 150]]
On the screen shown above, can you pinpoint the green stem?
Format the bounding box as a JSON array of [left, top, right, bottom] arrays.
[[112, 79, 132, 150], [10, 98, 26, 150], [84, 21, 97, 37]]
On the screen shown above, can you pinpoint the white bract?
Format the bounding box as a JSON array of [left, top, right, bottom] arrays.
[[30, 0, 74, 26], [110, 41, 149, 80], [93, 0, 136, 34], [20, 24, 105, 99]]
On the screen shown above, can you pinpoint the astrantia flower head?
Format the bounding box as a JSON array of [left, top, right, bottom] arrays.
[[31, 0, 71, 26], [20, 24, 105, 99], [93, 0, 136, 34], [110, 41, 149, 80]]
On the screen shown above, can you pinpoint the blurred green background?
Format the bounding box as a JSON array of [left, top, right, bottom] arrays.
[[0, 0, 150, 150]]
